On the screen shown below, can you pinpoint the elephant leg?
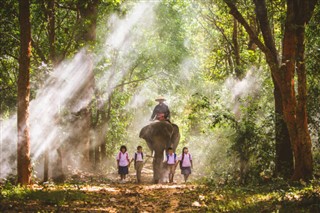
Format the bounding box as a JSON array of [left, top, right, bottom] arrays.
[[152, 158, 159, 183], [153, 152, 164, 183]]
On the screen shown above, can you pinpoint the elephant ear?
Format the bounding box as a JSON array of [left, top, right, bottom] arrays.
[[139, 125, 153, 152], [171, 123, 180, 151], [139, 125, 149, 140]]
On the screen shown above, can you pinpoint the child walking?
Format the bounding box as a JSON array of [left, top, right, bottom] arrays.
[[166, 147, 177, 183], [177, 147, 193, 183], [131, 146, 144, 183], [116, 145, 130, 183]]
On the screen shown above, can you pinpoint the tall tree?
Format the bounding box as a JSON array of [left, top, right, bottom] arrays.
[[278, 0, 315, 181], [223, 0, 293, 179], [223, 0, 316, 181], [77, 0, 98, 168], [43, 0, 56, 183], [17, 0, 32, 185], [253, 0, 294, 179]]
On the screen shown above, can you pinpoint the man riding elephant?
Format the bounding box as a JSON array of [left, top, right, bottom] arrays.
[[140, 96, 179, 183], [150, 96, 170, 121], [139, 121, 180, 183]]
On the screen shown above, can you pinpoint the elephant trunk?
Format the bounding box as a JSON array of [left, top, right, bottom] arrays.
[[153, 151, 164, 183]]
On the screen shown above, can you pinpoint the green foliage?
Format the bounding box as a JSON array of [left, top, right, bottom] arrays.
[[0, 183, 87, 206], [0, 1, 19, 113], [1, 0, 319, 184], [306, 4, 320, 177], [199, 180, 320, 212], [208, 99, 275, 184], [92, 0, 190, 159]]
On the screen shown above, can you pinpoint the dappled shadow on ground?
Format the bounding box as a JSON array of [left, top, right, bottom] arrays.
[[1, 162, 320, 212], [1, 180, 320, 212], [0, 182, 202, 212], [1, 162, 202, 212]]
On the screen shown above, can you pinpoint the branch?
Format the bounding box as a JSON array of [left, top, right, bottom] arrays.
[[223, 0, 269, 54], [31, 38, 48, 63], [253, 0, 279, 63], [3, 51, 19, 60], [194, 15, 215, 40], [55, 2, 77, 11], [206, 6, 235, 52], [304, 0, 318, 23], [115, 75, 154, 88], [61, 15, 81, 59]]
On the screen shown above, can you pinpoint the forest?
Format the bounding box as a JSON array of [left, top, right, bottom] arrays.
[[1, 0, 320, 212]]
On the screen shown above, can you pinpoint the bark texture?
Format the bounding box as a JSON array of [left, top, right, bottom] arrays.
[[17, 0, 32, 185]]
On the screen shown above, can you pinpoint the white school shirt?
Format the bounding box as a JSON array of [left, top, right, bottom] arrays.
[[166, 153, 176, 165], [133, 152, 144, 162], [116, 152, 130, 167], [178, 153, 192, 167]]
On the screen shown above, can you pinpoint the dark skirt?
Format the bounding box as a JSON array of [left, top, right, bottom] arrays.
[[181, 167, 191, 175], [118, 166, 129, 175]]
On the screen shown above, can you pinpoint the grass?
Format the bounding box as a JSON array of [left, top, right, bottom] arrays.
[[198, 180, 320, 212], [1, 179, 320, 212], [0, 182, 87, 206]]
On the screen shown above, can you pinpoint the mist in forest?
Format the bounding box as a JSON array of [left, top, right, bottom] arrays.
[[225, 67, 262, 117], [0, 0, 264, 181], [0, 1, 158, 180], [172, 66, 263, 179]]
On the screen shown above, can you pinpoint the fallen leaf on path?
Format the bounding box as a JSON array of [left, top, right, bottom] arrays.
[[199, 195, 205, 201], [191, 201, 201, 207]]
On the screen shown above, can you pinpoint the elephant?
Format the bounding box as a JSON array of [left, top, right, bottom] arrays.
[[139, 121, 180, 183]]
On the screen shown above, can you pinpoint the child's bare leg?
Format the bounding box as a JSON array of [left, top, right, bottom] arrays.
[[184, 174, 189, 182], [184, 175, 189, 182]]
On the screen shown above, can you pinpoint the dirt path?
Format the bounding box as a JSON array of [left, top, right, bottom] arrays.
[[1, 162, 205, 212], [1, 182, 205, 212], [86, 183, 202, 212]]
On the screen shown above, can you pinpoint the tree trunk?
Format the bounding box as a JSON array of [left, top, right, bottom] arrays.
[[273, 77, 293, 178], [43, 150, 49, 182], [293, 25, 313, 180], [43, 0, 56, 183], [225, 0, 294, 179], [99, 93, 113, 165], [232, 18, 241, 78], [17, 0, 32, 185], [52, 147, 65, 183], [274, 0, 315, 181], [77, 0, 98, 169], [224, 0, 316, 181], [89, 107, 95, 166], [253, 0, 294, 180], [48, 0, 55, 64]]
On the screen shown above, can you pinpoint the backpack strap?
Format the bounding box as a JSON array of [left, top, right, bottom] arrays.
[[141, 152, 143, 159], [180, 153, 185, 168], [133, 152, 137, 166], [126, 153, 129, 162]]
